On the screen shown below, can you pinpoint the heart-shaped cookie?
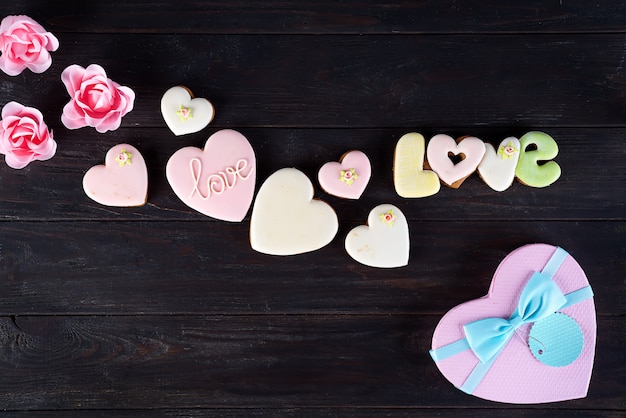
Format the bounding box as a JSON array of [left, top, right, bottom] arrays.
[[161, 86, 215, 136], [345, 204, 409, 268], [393, 132, 440, 198], [318, 150, 371, 199], [166, 129, 256, 222], [426, 134, 486, 188], [477, 137, 521, 192], [250, 168, 338, 255], [82, 143, 148, 207], [430, 244, 596, 404]]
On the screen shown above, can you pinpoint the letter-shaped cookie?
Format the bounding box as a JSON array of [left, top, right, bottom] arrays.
[[393, 132, 440, 197], [515, 131, 561, 187]]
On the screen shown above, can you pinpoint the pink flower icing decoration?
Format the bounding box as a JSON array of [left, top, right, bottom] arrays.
[[61, 64, 135, 133], [0, 101, 57, 169], [0, 15, 59, 76]]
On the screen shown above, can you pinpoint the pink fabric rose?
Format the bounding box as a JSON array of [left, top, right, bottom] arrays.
[[0, 101, 57, 169], [0, 15, 59, 76], [61, 64, 135, 133]]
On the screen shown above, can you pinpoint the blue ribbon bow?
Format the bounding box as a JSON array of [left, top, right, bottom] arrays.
[[463, 271, 567, 363]]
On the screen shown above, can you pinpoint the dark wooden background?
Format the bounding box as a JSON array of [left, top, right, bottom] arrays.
[[0, 1, 624, 416]]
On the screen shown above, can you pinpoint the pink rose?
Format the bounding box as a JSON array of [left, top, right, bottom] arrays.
[[0, 101, 57, 169], [61, 64, 135, 133], [0, 15, 59, 76]]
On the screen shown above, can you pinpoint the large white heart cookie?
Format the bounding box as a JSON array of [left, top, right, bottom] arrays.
[[345, 204, 409, 268], [477, 137, 521, 192], [82, 143, 148, 207], [166, 129, 256, 222], [250, 168, 338, 255], [161, 86, 215, 136]]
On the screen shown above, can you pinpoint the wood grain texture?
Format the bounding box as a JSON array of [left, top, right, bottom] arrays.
[[0, 1, 623, 415], [0, 315, 622, 410]]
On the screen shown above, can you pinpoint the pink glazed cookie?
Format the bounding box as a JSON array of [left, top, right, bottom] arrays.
[[82, 144, 148, 207], [166, 129, 256, 222], [318, 150, 371, 199], [430, 244, 595, 404], [426, 134, 486, 188]]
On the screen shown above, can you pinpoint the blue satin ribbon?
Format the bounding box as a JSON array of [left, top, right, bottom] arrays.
[[463, 270, 567, 364], [429, 246, 594, 395]]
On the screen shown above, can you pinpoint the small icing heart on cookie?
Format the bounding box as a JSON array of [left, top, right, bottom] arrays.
[[166, 129, 256, 222], [477, 137, 521, 192], [393, 132, 440, 198], [426, 134, 486, 188], [82, 143, 148, 207], [250, 168, 338, 256], [345, 204, 409, 268], [161, 86, 215, 136], [318, 150, 371, 199]]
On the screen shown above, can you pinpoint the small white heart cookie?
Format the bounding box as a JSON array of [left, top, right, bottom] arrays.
[[477, 137, 521, 191], [345, 204, 409, 268], [161, 86, 215, 136], [82, 144, 148, 207], [250, 168, 338, 256]]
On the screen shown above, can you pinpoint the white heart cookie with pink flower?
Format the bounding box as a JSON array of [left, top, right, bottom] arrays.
[[250, 168, 338, 255], [345, 204, 409, 268], [318, 150, 371, 199], [426, 134, 486, 188], [161, 86, 215, 136], [82, 144, 148, 207], [166, 129, 255, 222], [430, 244, 596, 404]]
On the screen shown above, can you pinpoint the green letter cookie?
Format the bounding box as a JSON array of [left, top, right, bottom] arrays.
[[515, 131, 561, 187]]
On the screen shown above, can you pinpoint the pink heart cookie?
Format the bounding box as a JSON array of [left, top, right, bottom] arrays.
[[318, 150, 371, 199], [166, 129, 256, 222], [426, 134, 486, 188], [82, 144, 148, 207], [430, 244, 596, 404]]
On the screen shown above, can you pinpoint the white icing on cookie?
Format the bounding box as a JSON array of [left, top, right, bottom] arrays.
[[345, 204, 409, 268], [477, 137, 521, 192], [250, 168, 338, 256], [426, 134, 486, 188], [161, 86, 214, 136], [82, 143, 148, 207]]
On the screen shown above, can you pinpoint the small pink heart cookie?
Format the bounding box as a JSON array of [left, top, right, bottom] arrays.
[[430, 244, 596, 404], [426, 134, 486, 188], [318, 150, 371, 199], [82, 144, 148, 207], [166, 129, 256, 222]]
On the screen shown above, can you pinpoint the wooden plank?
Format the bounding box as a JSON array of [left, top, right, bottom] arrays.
[[2, 34, 626, 128], [0, 315, 621, 410], [2, 2, 626, 34], [0, 128, 623, 221], [0, 221, 622, 315]]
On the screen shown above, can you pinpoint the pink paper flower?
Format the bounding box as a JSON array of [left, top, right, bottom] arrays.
[[0, 101, 57, 169], [0, 15, 59, 76], [61, 64, 135, 133]]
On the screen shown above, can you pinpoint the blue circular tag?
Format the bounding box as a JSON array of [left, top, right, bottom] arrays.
[[528, 312, 584, 367]]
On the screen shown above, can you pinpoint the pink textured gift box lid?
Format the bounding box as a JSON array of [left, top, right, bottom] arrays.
[[430, 244, 596, 404]]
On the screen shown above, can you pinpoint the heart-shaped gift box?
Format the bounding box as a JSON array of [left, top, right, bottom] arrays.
[[430, 244, 595, 404]]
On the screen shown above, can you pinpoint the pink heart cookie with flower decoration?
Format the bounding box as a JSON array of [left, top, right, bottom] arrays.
[[82, 144, 148, 207], [426, 134, 486, 188], [318, 150, 371, 199], [166, 129, 255, 222], [430, 244, 596, 404]]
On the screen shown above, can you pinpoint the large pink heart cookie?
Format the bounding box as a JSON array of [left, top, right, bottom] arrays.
[[82, 144, 148, 207], [426, 134, 486, 188], [166, 129, 256, 222], [430, 244, 595, 404], [318, 150, 371, 199]]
